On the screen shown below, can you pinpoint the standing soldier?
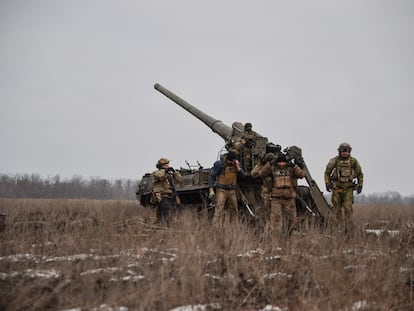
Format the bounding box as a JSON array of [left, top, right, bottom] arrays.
[[324, 143, 364, 233], [208, 151, 245, 227], [251, 152, 276, 235], [241, 122, 259, 172], [151, 158, 183, 225], [259, 153, 305, 237]]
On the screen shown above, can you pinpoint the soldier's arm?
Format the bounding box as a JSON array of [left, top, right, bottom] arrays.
[[173, 171, 183, 183], [153, 169, 166, 181], [354, 159, 364, 186], [293, 165, 305, 179], [258, 162, 272, 177], [208, 161, 223, 188], [324, 158, 336, 184], [233, 159, 245, 179], [250, 164, 263, 178]]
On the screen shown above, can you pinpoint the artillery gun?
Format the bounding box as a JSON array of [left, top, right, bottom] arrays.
[[136, 83, 332, 222], [136, 160, 214, 216]]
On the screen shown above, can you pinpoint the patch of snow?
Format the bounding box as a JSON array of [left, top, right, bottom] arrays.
[[365, 229, 399, 237], [169, 303, 220, 311], [260, 305, 283, 311], [263, 272, 292, 279], [237, 248, 265, 258], [0, 269, 61, 280]]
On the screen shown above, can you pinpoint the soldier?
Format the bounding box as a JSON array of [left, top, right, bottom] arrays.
[[208, 151, 245, 226], [324, 143, 364, 233], [251, 152, 276, 234], [241, 122, 259, 171], [151, 158, 183, 225], [259, 153, 305, 237]]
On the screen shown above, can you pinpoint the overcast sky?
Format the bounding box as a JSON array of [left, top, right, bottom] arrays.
[[1, 0, 413, 196]]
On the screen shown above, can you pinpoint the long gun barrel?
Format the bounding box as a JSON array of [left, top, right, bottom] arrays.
[[154, 83, 233, 141], [153, 83, 332, 221]]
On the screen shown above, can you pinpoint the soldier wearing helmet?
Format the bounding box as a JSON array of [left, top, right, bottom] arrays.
[[251, 152, 277, 234], [258, 152, 305, 238], [324, 143, 364, 233], [208, 151, 245, 226], [151, 158, 183, 224], [241, 122, 259, 172]]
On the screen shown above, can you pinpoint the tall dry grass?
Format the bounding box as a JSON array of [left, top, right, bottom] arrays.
[[0, 199, 413, 311]]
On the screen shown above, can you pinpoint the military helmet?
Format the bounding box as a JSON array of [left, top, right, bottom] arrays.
[[157, 158, 170, 166], [244, 122, 252, 130], [226, 151, 237, 162], [266, 143, 282, 154], [338, 143, 352, 152], [276, 153, 287, 162]]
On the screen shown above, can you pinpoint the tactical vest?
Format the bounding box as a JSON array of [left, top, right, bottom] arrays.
[[334, 157, 355, 183], [272, 167, 294, 189], [152, 170, 173, 194], [217, 163, 238, 186]]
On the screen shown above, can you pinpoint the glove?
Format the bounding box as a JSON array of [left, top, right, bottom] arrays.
[[208, 190, 215, 200], [356, 184, 362, 194], [166, 167, 175, 174], [326, 182, 333, 192]]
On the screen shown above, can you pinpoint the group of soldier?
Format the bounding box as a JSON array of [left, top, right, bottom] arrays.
[[150, 123, 364, 237]]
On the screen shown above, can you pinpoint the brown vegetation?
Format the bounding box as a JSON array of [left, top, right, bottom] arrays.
[[0, 199, 413, 310]]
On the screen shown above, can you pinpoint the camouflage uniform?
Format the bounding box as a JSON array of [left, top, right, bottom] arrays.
[[251, 153, 276, 234], [324, 143, 363, 232], [259, 155, 305, 236], [152, 158, 183, 224], [241, 123, 259, 172], [208, 152, 245, 227]]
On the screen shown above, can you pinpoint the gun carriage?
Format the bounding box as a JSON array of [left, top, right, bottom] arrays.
[[136, 83, 332, 222]]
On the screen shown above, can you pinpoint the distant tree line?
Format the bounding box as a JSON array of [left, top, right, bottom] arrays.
[[355, 191, 414, 205], [1, 173, 413, 205], [0, 174, 139, 200], [324, 191, 414, 205]]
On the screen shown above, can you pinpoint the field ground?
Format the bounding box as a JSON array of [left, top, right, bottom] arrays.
[[0, 199, 413, 311]]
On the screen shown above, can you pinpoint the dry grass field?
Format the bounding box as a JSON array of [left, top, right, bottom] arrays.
[[0, 199, 413, 311]]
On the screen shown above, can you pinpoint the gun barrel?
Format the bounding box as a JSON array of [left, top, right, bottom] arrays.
[[154, 83, 233, 141]]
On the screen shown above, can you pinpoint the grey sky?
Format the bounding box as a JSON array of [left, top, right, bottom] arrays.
[[1, 0, 413, 196]]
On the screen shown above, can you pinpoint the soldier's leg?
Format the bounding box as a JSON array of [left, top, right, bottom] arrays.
[[343, 190, 355, 233], [332, 190, 345, 228], [283, 198, 298, 235], [245, 151, 252, 171], [156, 203, 162, 223], [255, 204, 265, 234], [264, 193, 272, 224], [270, 197, 283, 236], [158, 198, 173, 225], [212, 189, 226, 227], [228, 189, 239, 224], [261, 193, 272, 233]]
